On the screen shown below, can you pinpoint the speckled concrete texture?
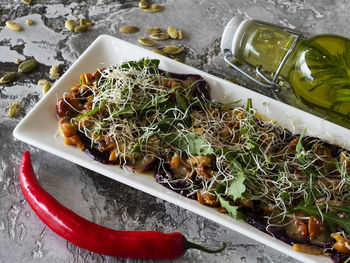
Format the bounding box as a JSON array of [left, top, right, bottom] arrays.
[[1, 1, 349, 262]]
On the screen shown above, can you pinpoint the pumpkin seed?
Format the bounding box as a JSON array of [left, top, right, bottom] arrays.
[[38, 79, 48, 86], [152, 49, 167, 56], [177, 30, 183, 40], [0, 72, 16, 84], [162, 45, 182, 55], [6, 21, 22, 31], [65, 20, 76, 31], [139, 0, 148, 9], [167, 26, 178, 39], [49, 65, 59, 75], [145, 27, 162, 34], [224, 77, 238, 84], [43, 82, 52, 94], [138, 37, 155, 47], [120, 25, 140, 34], [142, 4, 164, 12], [8, 102, 21, 118], [173, 58, 184, 63], [149, 32, 169, 40], [16, 58, 21, 64], [18, 59, 38, 73], [50, 73, 59, 80], [21, 0, 31, 4], [74, 25, 88, 33], [80, 18, 93, 26], [26, 19, 33, 25]]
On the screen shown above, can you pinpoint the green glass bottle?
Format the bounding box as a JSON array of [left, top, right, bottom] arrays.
[[221, 17, 350, 126]]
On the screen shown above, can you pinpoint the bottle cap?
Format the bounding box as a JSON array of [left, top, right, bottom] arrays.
[[221, 16, 250, 58]]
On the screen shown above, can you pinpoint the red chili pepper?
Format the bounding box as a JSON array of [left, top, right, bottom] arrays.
[[19, 151, 225, 259]]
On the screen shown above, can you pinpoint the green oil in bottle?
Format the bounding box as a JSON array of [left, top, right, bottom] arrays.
[[229, 19, 350, 126], [289, 35, 350, 121]]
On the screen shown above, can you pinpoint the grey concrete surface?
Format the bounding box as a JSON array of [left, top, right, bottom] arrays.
[[1, 0, 349, 262]]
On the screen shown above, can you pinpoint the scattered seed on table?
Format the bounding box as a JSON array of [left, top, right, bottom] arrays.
[[65, 20, 76, 31], [80, 18, 93, 26], [43, 82, 52, 94], [50, 65, 59, 75], [21, 0, 31, 4], [142, 4, 164, 12], [139, 0, 148, 9], [26, 19, 33, 25], [149, 32, 169, 40], [120, 25, 140, 34], [167, 26, 178, 39], [6, 21, 22, 31], [162, 45, 182, 55], [173, 58, 184, 63], [50, 73, 59, 80], [138, 37, 156, 47], [152, 49, 167, 56], [8, 102, 21, 118], [74, 25, 88, 33], [145, 27, 162, 34], [38, 79, 48, 86], [18, 59, 38, 73], [0, 72, 16, 84], [177, 30, 183, 40]]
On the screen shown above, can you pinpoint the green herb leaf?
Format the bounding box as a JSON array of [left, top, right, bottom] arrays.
[[296, 128, 307, 154], [176, 91, 188, 112], [120, 58, 160, 73], [228, 172, 246, 201], [216, 193, 243, 219], [162, 132, 213, 155]]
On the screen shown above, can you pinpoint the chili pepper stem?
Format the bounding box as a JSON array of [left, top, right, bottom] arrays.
[[183, 238, 226, 254]]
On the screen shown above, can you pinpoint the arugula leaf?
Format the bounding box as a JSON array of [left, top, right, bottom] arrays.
[[215, 148, 247, 201], [296, 128, 307, 154], [304, 184, 322, 205], [163, 132, 213, 155], [130, 143, 140, 153], [228, 172, 246, 201], [176, 91, 188, 112], [216, 194, 243, 219]]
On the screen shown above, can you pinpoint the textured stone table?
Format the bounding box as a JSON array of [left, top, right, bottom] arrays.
[[1, 1, 349, 262]]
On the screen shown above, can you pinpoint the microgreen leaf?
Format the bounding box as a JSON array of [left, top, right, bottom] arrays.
[[296, 128, 307, 154], [162, 132, 214, 156], [120, 58, 160, 73], [176, 91, 188, 112], [216, 193, 243, 219], [228, 172, 246, 201]]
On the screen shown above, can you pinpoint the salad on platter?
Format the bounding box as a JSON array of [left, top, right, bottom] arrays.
[[55, 58, 350, 263]]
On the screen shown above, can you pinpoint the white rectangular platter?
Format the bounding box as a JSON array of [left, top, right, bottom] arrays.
[[13, 35, 350, 263]]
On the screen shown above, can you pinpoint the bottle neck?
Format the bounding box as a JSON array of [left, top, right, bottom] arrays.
[[234, 21, 303, 81]]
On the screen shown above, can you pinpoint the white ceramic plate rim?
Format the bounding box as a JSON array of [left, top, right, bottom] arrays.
[[14, 35, 350, 263]]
